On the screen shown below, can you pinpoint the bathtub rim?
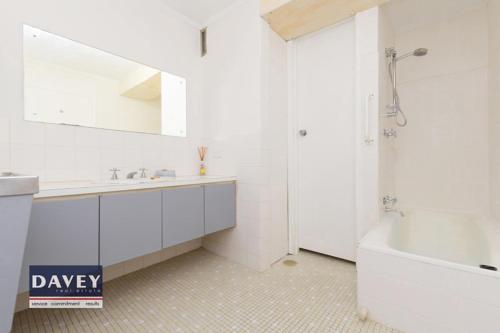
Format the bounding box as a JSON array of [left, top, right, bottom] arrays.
[[358, 212, 500, 279]]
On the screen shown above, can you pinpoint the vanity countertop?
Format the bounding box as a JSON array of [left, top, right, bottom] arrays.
[[35, 175, 237, 199]]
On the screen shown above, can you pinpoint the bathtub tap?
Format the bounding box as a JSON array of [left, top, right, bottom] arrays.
[[382, 195, 404, 216], [382, 195, 397, 209]]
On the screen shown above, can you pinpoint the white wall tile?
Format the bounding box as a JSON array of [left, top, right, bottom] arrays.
[[386, 6, 490, 215], [75, 127, 101, 148], [488, 0, 500, 219], [75, 147, 100, 180], [45, 124, 75, 147], [123, 148, 143, 169], [100, 130, 125, 149], [100, 148, 124, 170], [45, 146, 75, 171], [201, 0, 288, 271], [10, 119, 45, 145], [396, 7, 488, 84], [142, 149, 163, 169], [0, 143, 11, 170], [11, 143, 44, 170], [0, 117, 10, 144]]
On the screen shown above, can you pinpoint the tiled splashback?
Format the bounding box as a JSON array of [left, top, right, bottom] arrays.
[[1, 118, 201, 182]]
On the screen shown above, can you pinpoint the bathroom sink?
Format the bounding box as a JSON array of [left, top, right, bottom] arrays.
[[101, 175, 224, 186], [0, 172, 39, 197], [104, 177, 176, 185]]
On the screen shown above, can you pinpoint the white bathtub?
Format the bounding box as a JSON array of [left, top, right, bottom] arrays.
[[357, 210, 500, 333]]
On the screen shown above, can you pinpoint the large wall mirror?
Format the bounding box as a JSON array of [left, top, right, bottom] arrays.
[[23, 25, 187, 137]]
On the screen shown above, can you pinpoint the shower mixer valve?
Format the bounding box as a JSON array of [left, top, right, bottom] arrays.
[[382, 195, 398, 211], [383, 129, 397, 138]]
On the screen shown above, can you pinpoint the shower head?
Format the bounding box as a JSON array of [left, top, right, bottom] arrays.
[[395, 48, 428, 61]]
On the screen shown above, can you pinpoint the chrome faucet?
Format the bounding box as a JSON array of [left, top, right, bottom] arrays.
[[139, 168, 147, 178], [126, 171, 138, 179], [382, 195, 404, 216], [383, 128, 397, 138], [110, 168, 120, 180], [382, 195, 397, 211]]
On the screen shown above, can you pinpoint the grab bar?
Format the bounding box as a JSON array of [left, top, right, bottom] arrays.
[[364, 93, 375, 145]]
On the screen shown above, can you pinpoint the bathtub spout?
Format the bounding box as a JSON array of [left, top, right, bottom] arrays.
[[382, 195, 403, 217], [384, 207, 405, 217]]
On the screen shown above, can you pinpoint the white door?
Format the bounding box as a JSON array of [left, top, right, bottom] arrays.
[[296, 20, 356, 261]]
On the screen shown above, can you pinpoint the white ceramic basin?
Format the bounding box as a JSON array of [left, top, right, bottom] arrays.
[[0, 172, 39, 196], [104, 177, 177, 185]]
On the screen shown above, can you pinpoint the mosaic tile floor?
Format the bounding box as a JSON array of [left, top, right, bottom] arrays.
[[12, 249, 400, 332]]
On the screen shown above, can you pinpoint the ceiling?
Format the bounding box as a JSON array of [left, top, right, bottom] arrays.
[[383, 0, 488, 33], [160, 0, 240, 26]]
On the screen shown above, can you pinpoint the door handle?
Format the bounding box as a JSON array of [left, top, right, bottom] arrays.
[[299, 129, 307, 137]]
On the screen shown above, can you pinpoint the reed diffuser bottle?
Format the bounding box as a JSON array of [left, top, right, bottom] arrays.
[[198, 146, 207, 176]]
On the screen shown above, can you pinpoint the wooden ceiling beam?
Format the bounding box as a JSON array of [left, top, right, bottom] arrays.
[[261, 0, 390, 40]]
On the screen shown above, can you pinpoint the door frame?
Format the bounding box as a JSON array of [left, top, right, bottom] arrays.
[[287, 39, 300, 255]]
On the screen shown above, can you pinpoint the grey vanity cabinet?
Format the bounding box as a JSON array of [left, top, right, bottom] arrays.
[[204, 183, 236, 234], [162, 186, 204, 248], [100, 190, 162, 266], [19, 197, 99, 292]]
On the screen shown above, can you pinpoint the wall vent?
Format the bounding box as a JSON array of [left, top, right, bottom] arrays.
[[200, 28, 207, 57]]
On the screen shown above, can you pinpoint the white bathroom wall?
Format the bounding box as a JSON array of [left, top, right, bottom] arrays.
[[488, 0, 500, 219], [200, 0, 264, 270], [201, 0, 288, 270], [0, 0, 203, 182], [389, 5, 489, 214], [260, 23, 289, 265], [355, 8, 382, 241]]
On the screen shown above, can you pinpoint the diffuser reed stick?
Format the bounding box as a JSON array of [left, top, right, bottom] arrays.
[[198, 146, 207, 176]]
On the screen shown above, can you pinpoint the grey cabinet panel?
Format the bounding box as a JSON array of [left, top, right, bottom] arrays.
[[162, 186, 204, 248], [100, 191, 162, 266], [204, 183, 236, 234], [19, 197, 99, 292]]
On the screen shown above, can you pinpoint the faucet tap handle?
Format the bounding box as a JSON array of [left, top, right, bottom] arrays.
[[382, 195, 397, 205], [139, 168, 147, 178], [110, 168, 120, 180]]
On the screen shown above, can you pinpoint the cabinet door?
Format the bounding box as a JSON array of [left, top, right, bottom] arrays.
[[19, 197, 99, 292], [100, 191, 162, 266], [162, 186, 204, 248], [204, 183, 236, 235]]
